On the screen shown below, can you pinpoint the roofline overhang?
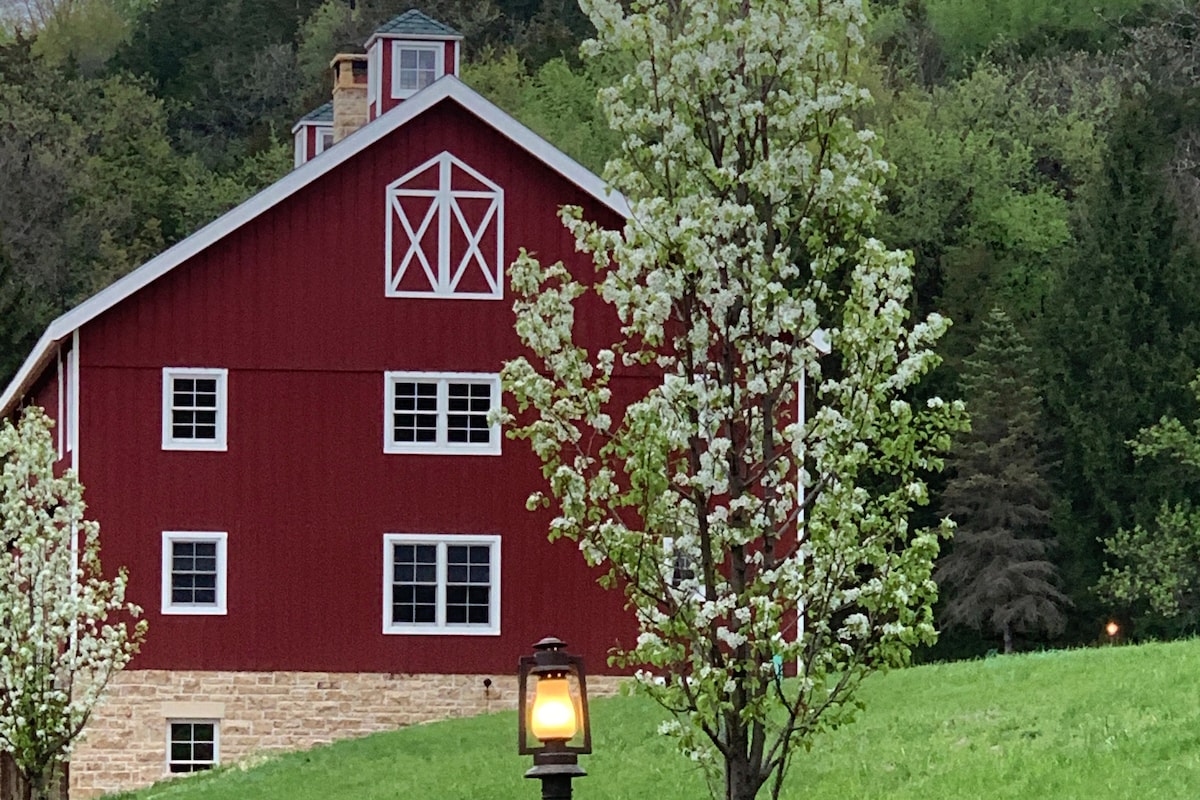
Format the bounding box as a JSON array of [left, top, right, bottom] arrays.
[[290, 118, 334, 135], [365, 31, 465, 49]]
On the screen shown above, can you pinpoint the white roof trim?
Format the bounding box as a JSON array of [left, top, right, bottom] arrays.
[[0, 75, 629, 416], [365, 32, 465, 48], [289, 118, 334, 135]]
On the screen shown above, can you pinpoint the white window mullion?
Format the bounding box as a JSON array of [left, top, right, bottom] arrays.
[[437, 157, 452, 292], [436, 379, 448, 448], [436, 542, 448, 628]]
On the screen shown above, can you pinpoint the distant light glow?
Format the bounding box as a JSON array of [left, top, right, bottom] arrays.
[[1105, 621, 1120, 638]]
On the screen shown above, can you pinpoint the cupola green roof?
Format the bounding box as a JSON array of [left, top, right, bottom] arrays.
[[372, 9, 462, 39]]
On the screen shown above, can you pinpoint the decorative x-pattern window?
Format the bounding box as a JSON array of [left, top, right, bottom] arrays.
[[385, 152, 504, 299]]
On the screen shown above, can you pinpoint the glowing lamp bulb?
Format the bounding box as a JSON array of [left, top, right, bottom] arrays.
[[1106, 621, 1120, 637], [530, 675, 577, 741]]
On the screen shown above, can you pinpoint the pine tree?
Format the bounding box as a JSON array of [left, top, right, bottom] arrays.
[[937, 308, 1068, 653], [1039, 92, 1200, 638]]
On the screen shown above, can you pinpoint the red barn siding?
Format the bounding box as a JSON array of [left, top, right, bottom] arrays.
[[76, 98, 637, 675]]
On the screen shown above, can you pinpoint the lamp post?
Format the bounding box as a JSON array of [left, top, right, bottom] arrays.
[[518, 637, 591, 800]]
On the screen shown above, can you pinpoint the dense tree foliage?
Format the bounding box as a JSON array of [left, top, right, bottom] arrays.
[[504, 2, 964, 797], [5, 0, 1200, 653]]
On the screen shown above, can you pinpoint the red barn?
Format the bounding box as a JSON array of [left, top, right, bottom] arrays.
[[0, 11, 636, 796]]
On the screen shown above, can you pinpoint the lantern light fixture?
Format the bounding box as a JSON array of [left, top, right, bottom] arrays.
[[518, 636, 591, 800]]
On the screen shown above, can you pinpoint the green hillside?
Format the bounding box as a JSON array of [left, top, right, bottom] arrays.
[[106, 639, 1200, 800]]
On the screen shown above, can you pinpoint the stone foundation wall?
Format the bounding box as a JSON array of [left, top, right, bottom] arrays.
[[71, 670, 624, 798]]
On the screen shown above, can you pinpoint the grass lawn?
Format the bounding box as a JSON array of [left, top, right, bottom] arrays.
[[105, 639, 1200, 800]]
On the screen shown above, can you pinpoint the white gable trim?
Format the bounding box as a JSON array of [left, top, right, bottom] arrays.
[[289, 119, 334, 136], [0, 76, 629, 416], [364, 31, 465, 49]]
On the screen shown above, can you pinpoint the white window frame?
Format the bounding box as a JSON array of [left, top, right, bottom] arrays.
[[383, 371, 501, 455], [161, 531, 228, 616], [315, 126, 334, 155], [162, 368, 228, 451], [390, 41, 445, 99], [663, 536, 706, 602], [166, 719, 219, 774], [382, 533, 501, 635]]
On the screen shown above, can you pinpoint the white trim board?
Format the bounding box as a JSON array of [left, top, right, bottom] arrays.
[[0, 75, 629, 417]]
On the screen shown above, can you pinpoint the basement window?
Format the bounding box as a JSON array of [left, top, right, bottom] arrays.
[[167, 721, 218, 773]]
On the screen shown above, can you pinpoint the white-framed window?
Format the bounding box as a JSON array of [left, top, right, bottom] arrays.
[[316, 127, 334, 154], [161, 532, 228, 615], [167, 720, 218, 773], [385, 151, 504, 299], [383, 372, 501, 455], [382, 534, 500, 635], [391, 41, 443, 99], [162, 368, 228, 451], [664, 536, 706, 602]]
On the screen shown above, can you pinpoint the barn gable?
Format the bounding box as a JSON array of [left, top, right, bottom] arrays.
[[0, 75, 628, 416]]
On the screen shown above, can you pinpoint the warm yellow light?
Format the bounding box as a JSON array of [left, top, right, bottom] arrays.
[[530, 676, 577, 741], [1106, 621, 1120, 638]]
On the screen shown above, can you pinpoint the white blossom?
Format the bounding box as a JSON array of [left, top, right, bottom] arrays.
[[0, 409, 146, 795], [501, 1, 967, 797]]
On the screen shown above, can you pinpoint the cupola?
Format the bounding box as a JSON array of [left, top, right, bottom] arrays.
[[365, 9, 462, 121], [291, 102, 333, 168]]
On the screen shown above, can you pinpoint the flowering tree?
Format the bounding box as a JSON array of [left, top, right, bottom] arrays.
[[0, 408, 145, 800], [500, 1, 966, 799]]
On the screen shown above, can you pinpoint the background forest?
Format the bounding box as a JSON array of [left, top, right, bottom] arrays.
[[3, 0, 1200, 658]]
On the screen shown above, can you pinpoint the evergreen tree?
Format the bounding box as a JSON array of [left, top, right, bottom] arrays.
[[937, 307, 1068, 653], [1039, 92, 1200, 638]]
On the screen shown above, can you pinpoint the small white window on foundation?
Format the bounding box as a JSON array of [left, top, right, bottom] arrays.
[[167, 720, 218, 774]]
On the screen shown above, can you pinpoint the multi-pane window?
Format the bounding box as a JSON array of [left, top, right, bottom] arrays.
[[168, 721, 218, 773], [162, 368, 227, 451], [384, 372, 500, 455], [383, 534, 500, 635], [162, 532, 227, 615], [664, 536, 705, 601], [393, 44, 440, 95]]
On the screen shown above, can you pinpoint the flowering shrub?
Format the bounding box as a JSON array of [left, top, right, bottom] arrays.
[[0, 408, 145, 799]]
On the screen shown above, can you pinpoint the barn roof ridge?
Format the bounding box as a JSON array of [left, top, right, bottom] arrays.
[[0, 75, 629, 416]]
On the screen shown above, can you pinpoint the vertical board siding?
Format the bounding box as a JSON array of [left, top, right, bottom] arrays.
[[77, 99, 635, 674]]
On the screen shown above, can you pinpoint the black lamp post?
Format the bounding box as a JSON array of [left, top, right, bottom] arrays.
[[518, 636, 591, 800]]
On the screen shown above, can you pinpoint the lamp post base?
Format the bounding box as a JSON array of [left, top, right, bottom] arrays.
[[525, 761, 586, 800]]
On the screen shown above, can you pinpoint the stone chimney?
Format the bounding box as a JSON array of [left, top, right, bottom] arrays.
[[330, 53, 369, 143]]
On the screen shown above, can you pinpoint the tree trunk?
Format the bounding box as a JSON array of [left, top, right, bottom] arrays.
[[1003, 622, 1013, 655], [725, 747, 764, 800]]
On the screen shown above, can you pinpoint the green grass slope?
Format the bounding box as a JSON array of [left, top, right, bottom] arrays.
[[106, 639, 1200, 800]]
